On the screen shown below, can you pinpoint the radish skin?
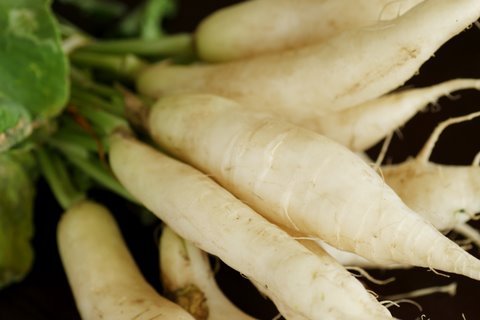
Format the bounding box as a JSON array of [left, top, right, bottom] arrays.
[[57, 200, 196, 320], [109, 133, 393, 320], [160, 225, 257, 320], [146, 93, 480, 280], [195, 0, 423, 62], [313, 78, 480, 151], [137, 0, 480, 121]]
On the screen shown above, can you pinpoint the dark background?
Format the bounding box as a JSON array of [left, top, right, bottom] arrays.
[[1, 1, 480, 319]]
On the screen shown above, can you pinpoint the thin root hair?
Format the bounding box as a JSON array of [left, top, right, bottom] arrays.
[[346, 266, 396, 285], [416, 111, 480, 163], [383, 282, 457, 301], [366, 289, 379, 299], [381, 298, 423, 312], [284, 207, 301, 231], [445, 92, 462, 101], [427, 266, 450, 278], [377, 166, 386, 185], [374, 132, 394, 171], [379, 299, 399, 308]]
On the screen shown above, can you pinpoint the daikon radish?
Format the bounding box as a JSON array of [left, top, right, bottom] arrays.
[[109, 132, 393, 320], [137, 0, 480, 122], [195, 0, 423, 62], [160, 225, 257, 320], [381, 112, 480, 236], [57, 200, 196, 320], [313, 79, 480, 151], [145, 93, 480, 280]]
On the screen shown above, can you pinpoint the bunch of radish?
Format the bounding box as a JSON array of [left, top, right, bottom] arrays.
[[55, 0, 480, 319]]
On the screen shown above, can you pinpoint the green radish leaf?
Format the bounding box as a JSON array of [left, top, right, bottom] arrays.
[[0, 0, 69, 150], [0, 148, 37, 289]]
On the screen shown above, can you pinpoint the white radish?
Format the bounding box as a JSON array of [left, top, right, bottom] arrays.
[[381, 112, 480, 235], [195, 0, 423, 62], [109, 132, 393, 320], [146, 93, 480, 280], [312, 78, 480, 151], [137, 0, 480, 122], [160, 225, 257, 320], [57, 200, 196, 320]]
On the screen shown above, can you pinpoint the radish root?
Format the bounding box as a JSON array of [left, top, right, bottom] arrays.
[[346, 266, 396, 285], [416, 111, 480, 163]]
